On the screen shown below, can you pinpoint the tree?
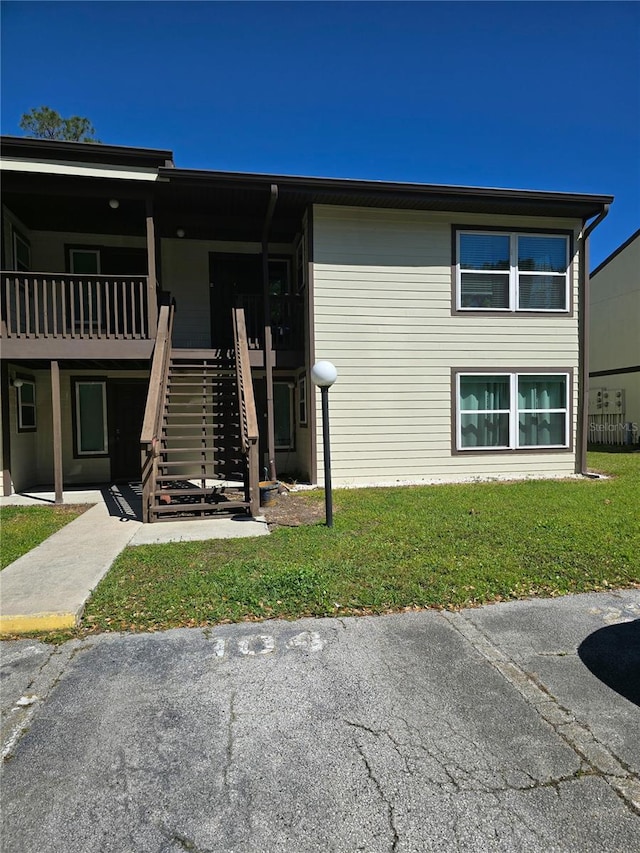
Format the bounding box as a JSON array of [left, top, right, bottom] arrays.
[[19, 106, 101, 143]]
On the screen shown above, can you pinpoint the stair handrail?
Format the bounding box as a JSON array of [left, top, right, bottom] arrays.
[[232, 307, 260, 516], [140, 298, 175, 522]]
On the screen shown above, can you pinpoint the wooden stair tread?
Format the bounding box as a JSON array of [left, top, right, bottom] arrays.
[[150, 502, 249, 516], [153, 488, 242, 497], [159, 447, 214, 453], [157, 461, 225, 470]]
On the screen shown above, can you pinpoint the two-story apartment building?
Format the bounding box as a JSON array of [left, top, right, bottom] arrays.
[[588, 229, 639, 445], [0, 136, 612, 521]]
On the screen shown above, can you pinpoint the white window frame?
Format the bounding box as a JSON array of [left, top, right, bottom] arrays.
[[456, 230, 570, 313], [456, 372, 570, 451], [74, 380, 108, 456], [17, 378, 37, 432], [69, 248, 101, 274]]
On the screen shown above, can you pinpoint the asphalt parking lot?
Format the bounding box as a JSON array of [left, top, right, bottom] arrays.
[[1, 589, 639, 852]]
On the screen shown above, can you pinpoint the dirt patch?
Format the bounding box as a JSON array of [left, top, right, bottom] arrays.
[[260, 489, 325, 529]]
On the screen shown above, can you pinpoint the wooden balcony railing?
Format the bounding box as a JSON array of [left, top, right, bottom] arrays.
[[236, 293, 304, 351], [1, 273, 158, 341]]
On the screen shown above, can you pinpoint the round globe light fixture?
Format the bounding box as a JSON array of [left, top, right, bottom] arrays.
[[310, 360, 337, 527], [311, 360, 337, 388]]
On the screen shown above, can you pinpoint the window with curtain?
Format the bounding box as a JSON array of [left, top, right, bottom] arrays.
[[74, 380, 108, 455], [459, 375, 510, 448], [457, 373, 569, 450], [456, 231, 569, 312], [518, 375, 568, 447]]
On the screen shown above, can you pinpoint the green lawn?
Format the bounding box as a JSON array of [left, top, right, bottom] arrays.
[[81, 451, 640, 634], [0, 505, 87, 569]]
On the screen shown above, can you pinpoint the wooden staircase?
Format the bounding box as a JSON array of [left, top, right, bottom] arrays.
[[141, 306, 259, 523], [150, 355, 250, 520]]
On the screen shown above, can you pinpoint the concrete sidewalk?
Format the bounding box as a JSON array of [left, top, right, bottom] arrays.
[[1, 590, 639, 852], [1, 486, 269, 633], [0, 500, 141, 633]]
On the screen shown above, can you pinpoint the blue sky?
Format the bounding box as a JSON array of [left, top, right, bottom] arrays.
[[2, 1, 639, 267]]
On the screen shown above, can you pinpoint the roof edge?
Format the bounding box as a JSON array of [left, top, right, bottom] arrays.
[[591, 227, 640, 278], [0, 135, 173, 167], [159, 166, 613, 209]]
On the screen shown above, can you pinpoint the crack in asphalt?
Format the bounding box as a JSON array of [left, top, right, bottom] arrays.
[[441, 610, 640, 816], [344, 717, 601, 797], [352, 738, 400, 853]]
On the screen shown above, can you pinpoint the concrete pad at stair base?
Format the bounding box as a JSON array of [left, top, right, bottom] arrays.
[[0, 502, 142, 634], [128, 515, 269, 545]]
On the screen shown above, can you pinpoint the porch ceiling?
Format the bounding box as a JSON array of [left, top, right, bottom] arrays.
[[153, 181, 305, 242], [2, 171, 149, 236], [2, 171, 305, 243]]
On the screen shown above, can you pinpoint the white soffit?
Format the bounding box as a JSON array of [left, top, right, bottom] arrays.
[[0, 157, 159, 181]]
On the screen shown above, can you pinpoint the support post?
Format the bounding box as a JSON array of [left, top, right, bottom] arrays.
[[262, 184, 278, 481], [51, 360, 63, 504], [264, 324, 276, 481], [145, 197, 158, 339], [1, 362, 12, 496]]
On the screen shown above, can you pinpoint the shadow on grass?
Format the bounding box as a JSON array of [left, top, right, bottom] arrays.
[[588, 444, 640, 454], [578, 619, 640, 707]]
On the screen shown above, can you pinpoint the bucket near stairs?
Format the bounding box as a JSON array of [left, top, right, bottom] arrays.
[[259, 480, 279, 507]]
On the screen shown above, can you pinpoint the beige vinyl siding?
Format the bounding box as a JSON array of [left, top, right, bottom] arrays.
[[589, 232, 640, 436], [312, 205, 581, 486]]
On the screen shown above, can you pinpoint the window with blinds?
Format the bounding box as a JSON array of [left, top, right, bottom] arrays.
[[456, 230, 570, 312]]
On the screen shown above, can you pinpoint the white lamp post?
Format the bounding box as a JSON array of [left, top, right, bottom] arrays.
[[311, 360, 337, 527]]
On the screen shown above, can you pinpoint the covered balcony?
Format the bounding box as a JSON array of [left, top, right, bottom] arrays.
[[1, 272, 158, 359]]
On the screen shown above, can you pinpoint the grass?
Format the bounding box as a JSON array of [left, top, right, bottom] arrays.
[[77, 450, 640, 635], [0, 504, 87, 569]]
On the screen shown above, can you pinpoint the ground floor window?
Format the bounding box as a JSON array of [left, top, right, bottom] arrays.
[[16, 377, 36, 431], [73, 378, 108, 456], [274, 382, 294, 450], [456, 372, 569, 450]]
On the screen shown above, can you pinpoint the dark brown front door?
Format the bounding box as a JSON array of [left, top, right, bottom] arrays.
[[108, 380, 147, 482]]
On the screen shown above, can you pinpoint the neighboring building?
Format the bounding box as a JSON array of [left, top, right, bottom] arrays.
[[588, 229, 640, 446], [0, 136, 612, 520]]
